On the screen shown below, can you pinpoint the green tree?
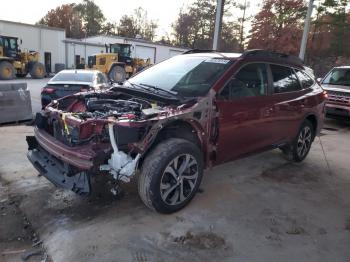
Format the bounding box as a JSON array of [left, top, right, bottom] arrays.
[[321, 0, 349, 56], [308, 0, 350, 61], [74, 0, 106, 36], [172, 0, 240, 51], [116, 7, 158, 41], [102, 22, 117, 36], [37, 4, 84, 38], [247, 0, 306, 55]]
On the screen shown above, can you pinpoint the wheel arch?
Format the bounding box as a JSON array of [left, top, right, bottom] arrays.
[[304, 113, 318, 137], [138, 119, 207, 168]]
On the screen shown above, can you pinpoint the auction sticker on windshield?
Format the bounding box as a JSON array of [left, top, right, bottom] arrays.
[[205, 58, 230, 64]]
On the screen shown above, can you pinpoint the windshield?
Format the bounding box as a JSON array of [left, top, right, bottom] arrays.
[[4, 38, 17, 50], [111, 44, 131, 57], [323, 68, 350, 87], [128, 55, 233, 97], [51, 72, 94, 83]]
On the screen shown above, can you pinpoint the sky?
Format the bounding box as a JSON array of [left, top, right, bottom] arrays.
[[0, 0, 263, 38]]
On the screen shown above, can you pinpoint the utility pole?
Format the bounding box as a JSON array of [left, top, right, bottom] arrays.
[[239, 0, 248, 51], [213, 0, 225, 50], [299, 0, 314, 60]]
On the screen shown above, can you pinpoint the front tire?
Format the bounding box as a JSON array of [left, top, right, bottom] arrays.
[[30, 62, 46, 79], [108, 65, 126, 83], [138, 138, 204, 214], [290, 120, 315, 162], [0, 61, 15, 80]]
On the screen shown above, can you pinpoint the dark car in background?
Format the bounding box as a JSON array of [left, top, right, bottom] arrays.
[[41, 70, 109, 108], [320, 66, 350, 118], [27, 50, 326, 213]]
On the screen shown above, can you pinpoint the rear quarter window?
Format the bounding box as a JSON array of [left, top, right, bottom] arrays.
[[270, 64, 301, 93]]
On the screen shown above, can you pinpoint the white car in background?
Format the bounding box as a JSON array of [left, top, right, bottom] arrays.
[[319, 66, 350, 118]]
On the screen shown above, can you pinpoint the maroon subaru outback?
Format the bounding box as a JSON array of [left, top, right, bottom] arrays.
[[27, 50, 326, 213]]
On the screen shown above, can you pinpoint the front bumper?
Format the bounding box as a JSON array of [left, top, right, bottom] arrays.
[[32, 127, 110, 170], [325, 103, 350, 118], [27, 137, 91, 194]]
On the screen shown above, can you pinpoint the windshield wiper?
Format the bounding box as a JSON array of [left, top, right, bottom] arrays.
[[135, 82, 184, 100]]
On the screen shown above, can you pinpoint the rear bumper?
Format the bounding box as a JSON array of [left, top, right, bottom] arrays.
[[27, 138, 91, 194]]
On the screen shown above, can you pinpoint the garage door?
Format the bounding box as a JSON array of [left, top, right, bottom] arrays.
[[169, 49, 183, 57], [135, 45, 156, 63]]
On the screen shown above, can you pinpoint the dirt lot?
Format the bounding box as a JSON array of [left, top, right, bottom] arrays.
[[0, 118, 349, 262]]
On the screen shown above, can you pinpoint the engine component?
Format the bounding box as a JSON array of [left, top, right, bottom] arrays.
[[100, 122, 140, 182], [87, 99, 142, 114], [142, 108, 163, 117]]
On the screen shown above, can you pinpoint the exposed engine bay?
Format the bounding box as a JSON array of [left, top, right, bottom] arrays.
[[31, 89, 186, 191], [57, 94, 167, 121]]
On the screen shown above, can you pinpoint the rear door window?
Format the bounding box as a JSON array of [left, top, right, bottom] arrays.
[[270, 65, 301, 93], [295, 70, 314, 89]]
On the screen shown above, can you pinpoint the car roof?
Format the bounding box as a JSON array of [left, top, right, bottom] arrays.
[[181, 49, 304, 68], [183, 52, 241, 59], [57, 69, 100, 74]]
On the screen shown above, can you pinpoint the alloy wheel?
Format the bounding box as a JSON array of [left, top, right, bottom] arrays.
[[160, 154, 199, 206], [297, 126, 312, 158]]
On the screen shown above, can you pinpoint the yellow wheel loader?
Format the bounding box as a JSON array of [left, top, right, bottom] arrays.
[[0, 35, 46, 80], [86, 43, 151, 83]]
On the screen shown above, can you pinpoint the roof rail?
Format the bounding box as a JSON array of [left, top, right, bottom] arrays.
[[182, 49, 217, 54], [241, 49, 303, 65]]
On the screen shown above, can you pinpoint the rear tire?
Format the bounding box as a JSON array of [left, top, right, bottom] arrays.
[[0, 61, 15, 80], [282, 120, 314, 162], [30, 62, 46, 79], [138, 138, 204, 214], [108, 65, 126, 83]]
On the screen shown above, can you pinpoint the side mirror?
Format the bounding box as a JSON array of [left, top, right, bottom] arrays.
[[316, 78, 322, 84]]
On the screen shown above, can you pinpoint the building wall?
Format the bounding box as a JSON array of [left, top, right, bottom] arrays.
[[0, 20, 65, 72], [85, 36, 187, 64], [0, 20, 187, 74], [65, 41, 105, 69]]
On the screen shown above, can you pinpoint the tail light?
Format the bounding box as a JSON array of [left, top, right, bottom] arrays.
[[41, 87, 55, 94], [323, 91, 328, 99]]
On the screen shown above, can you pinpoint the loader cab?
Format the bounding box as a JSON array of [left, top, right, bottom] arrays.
[[109, 43, 133, 66], [0, 36, 19, 59]]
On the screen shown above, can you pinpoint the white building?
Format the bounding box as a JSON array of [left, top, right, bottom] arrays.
[[0, 19, 188, 73], [0, 20, 66, 73], [82, 35, 187, 63]]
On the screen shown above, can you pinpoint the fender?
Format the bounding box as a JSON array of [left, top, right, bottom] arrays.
[[136, 118, 209, 168]]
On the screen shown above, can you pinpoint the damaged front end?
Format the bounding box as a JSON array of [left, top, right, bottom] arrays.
[[26, 88, 211, 195]]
